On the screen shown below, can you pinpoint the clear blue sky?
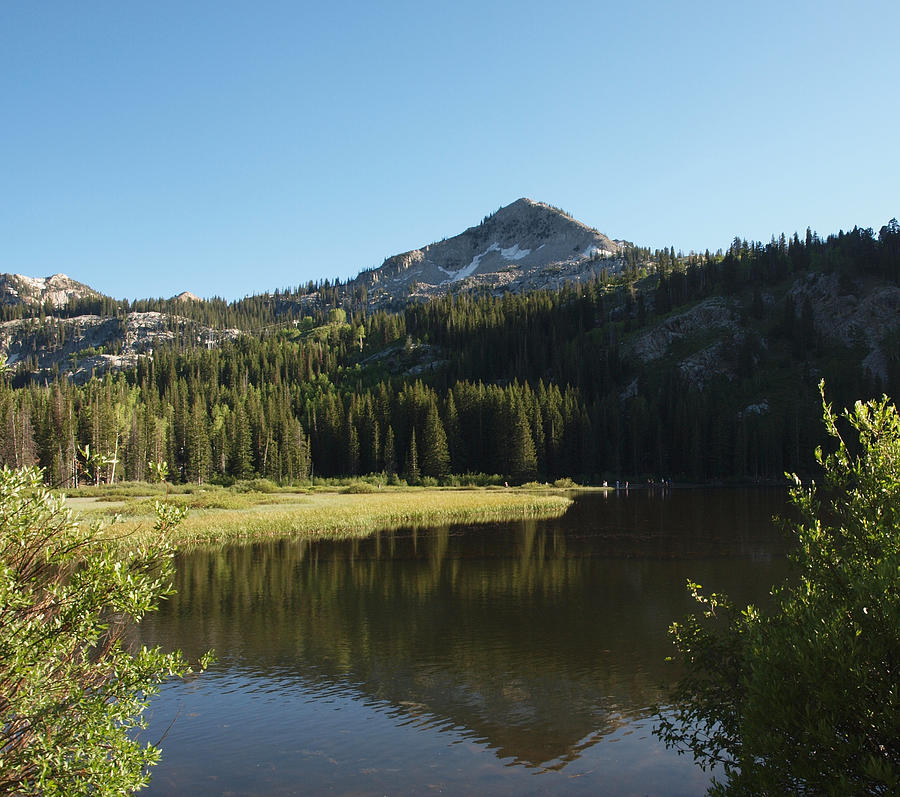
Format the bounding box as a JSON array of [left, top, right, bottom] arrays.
[[2, 1, 898, 301]]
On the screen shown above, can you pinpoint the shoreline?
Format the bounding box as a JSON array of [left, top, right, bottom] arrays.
[[68, 486, 575, 549]]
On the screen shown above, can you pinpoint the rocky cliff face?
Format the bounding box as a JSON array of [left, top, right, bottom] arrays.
[[788, 271, 900, 382], [0, 312, 241, 383], [0, 273, 100, 308], [623, 273, 900, 390], [353, 198, 626, 304]]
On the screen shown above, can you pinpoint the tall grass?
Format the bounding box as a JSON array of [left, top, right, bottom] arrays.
[[78, 489, 573, 549]]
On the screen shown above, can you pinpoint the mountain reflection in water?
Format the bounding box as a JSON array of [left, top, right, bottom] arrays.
[[137, 489, 788, 796]]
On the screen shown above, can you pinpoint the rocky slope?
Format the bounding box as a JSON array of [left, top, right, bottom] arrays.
[[0, 312, 240, 383], [353, 198, 627, 305], [0, 273, 99, 308], [3, 204, 897, 396], [788, 271, 900, 381], [624, 273, 900, 390]]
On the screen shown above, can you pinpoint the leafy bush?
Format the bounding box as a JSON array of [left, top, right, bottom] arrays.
[[450, 472, 505, 487], [341, 482, 377, 494], [233, 478, 281, 493], [62, 481, 201, 498], [0, 467, 208, 795], [656, 384, 900, 794]]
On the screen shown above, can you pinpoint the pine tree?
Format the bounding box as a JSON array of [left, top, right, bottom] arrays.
[[506, 396, 537, 483], [444, 390, 463, 473], [344, 412, 360, 475], [383, 425, 397, 475], [229, 403, 254, 479], [420, 401, 450, 479], [186, 398, 211, 484], [405, 427, 419, 484]]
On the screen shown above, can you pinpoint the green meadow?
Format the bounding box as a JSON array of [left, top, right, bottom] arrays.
[[66, 482, 575, 549]]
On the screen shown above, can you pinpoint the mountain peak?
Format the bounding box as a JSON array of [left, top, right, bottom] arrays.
[[173, 291, 202, 303], [353, 199, 623, 305], [0, 272, 100, 308]]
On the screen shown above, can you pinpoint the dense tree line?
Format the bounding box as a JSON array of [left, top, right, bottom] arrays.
[[1, 220, 897, 486]]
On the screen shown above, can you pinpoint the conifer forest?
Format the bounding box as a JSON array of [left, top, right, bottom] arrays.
[[2, 220, 898, 487]]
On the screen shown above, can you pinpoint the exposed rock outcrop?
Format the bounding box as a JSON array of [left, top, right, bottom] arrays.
[[0, 273, 99, 308], [0, 312, 240, 383], [628, 298, 736, 362], [352, 198, 626, 305], [789, 272, 900, 381], [172, 291, 203, 303]]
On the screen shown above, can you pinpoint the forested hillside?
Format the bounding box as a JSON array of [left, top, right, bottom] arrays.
[[1, 220, 898, 486]]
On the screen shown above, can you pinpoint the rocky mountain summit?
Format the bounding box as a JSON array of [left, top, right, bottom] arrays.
[[2, 203, 896, 401], [0, 273, 99, 308], [353, 198, 627, 305], [1, 200, 626, 315], [172, 291, 202, 303], [0, 198, 632, 380]]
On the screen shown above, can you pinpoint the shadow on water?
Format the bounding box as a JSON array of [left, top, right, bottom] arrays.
[[137, 489, 790, 795]]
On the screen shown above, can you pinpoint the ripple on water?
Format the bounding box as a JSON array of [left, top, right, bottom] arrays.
[[139, 490, 786, 796]]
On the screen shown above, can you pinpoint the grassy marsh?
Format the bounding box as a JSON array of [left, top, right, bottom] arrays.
[[70, 485, 574, 549]]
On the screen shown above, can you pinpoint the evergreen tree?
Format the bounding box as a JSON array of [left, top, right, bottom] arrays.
[[443, 389, 463, 473], [383, 425, 397, 476], [186, 397, 211, 484], [229, 403, 254, 479], [506, 396, 537, 483], [405, 427, 420, 484], [420, 400, 450, 479], [344, 412, 360, 475]]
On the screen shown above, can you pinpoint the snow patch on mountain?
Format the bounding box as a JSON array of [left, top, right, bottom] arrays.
[[439, 241, 533, 283], [501, 243, 531, 261], [353, 198, 626, 305], [440, 243, 502, 283]]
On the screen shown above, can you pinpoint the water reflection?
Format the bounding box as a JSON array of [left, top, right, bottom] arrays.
[[138, 489, 788, 795]]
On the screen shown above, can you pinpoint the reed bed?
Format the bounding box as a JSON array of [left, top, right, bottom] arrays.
[[76, 488, 573, 549]]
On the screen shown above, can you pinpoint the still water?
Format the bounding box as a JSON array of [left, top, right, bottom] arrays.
[[136, 489, 790, 796]]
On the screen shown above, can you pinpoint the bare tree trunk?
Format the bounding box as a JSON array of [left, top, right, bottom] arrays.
[[110, 432, 119, 485], [11, 412, 20, 468]]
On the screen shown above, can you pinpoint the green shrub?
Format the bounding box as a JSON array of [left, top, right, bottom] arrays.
[[656, 384, 900, 794], [453, 472, 505, 487], [341, 482, 377, 494], [233, 478, 281, 493], [0, 466, 209, 795]]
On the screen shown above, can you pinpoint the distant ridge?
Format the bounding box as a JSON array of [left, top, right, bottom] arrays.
[[1, 200, 627, 310]]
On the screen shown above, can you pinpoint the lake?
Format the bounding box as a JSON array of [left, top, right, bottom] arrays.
[[136, 488, 790, 796]]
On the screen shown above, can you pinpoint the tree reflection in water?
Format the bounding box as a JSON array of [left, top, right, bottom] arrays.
[[137, 490, 788, 794]]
